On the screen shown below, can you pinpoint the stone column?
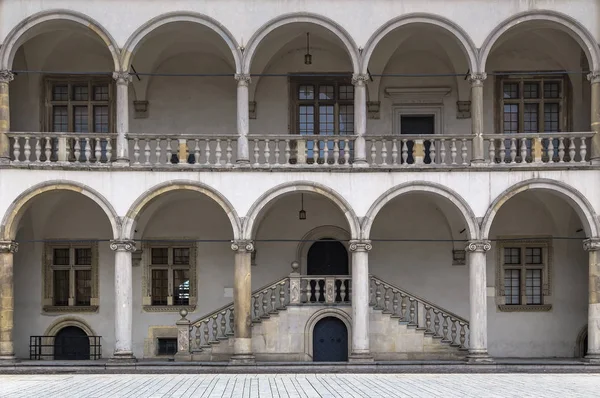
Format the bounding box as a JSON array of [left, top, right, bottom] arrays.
[[110, 240, 136, 361], [0, 241, 18, 361], [0, 71, 14, 164], [352, 74, 369, 166], [113, 72, 132, 165], [584, 238, 600, 362], [235, 74, 251, 164], [231, 240, 254, 363], [349, 240, 373, 361], [465, 240, 492, 362], [588, 72, 600, 163], [468, 73, 486, 164]]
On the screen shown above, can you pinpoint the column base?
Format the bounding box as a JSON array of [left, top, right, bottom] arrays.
[[352, 160, 368, 168], [584, 354, 600, 364], [590, 157, 600, 165], [466, 352, 494, 364], [0, 355, 17, 363], [113, 159, 130, 167], [109, 351, 137, 363], [0, 157, 9, 165], [229, 354, 255, 365], [348, 353, 374, 363], [236, 159, 251, 166]]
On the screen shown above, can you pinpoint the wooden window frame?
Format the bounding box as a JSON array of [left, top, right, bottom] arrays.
[[495, 237, 553, 312], [42, 241, 99, 313], [142, 241, 197, 312]]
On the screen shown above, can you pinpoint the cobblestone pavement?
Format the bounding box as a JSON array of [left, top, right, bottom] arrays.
[[1, 373, 600, 397]]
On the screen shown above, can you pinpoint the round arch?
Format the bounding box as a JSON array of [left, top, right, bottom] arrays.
[[0, 9, 120, 71], [303, 307, 352, 360], [480, 179, 600, 239], [361, 13, 478, 75], [120, 11, 242, 73], [296, 226, 351, 275], [242, 181, 360, 241], [242, 12, 361, 74], [479, 10, 600, 73], [122, 180, 242, 240], [1, 181, 120, 241], [362, 181, 479, 240], [44, 316, 97, 337]]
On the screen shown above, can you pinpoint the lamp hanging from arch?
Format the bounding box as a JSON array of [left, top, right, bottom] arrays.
[[299, 193, 307, 220], [304, 32, 312, 65]]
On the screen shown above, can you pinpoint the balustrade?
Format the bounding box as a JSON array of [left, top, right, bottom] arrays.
[[8, 133, 113, 164], [485, 133, 591, 164]]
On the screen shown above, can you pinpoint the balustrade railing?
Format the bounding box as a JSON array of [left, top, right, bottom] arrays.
[[369, 275, 470, 349], [289, 275, 351, 304]]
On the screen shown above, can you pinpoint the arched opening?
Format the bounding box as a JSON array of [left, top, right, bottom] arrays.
[[306, 238, 349, 303], [53, 326, 90, 360], [312, 316, 348, 362]]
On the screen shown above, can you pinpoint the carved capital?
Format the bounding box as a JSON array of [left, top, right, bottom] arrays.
[[112, 71, 132, 85], [235, 74, 251, 86], [349, 240, 372, 252], [465, 240, 491, 253], [588, 71, 600, 84], [110, 240, 136, 252], [231, 240, 254, 253], [351, 73, 369, 86], [0, 70, 14, 84], [584, 238, 600, 252], [468, 73, 487, 86], [0, 241, 18, 253]]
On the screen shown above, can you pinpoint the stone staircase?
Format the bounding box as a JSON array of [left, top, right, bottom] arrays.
[[175, 274, 468, 361]]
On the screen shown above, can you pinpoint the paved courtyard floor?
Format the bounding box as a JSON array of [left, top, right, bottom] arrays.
[[0, 373, 600, 397]]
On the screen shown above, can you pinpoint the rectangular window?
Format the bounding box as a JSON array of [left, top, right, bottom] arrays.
[[147, 245, 194, 308], [157, 338, 178, 355], [151, 269, 169, 306], [53, 270, 70, 306]]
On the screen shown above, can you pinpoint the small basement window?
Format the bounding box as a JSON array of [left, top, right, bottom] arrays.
[[157, 338, 177, 356]]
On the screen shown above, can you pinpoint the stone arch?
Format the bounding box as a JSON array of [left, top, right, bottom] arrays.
[[479, 10, 600, 73], [0, 9, 120, 71], [242, 12, 361, 74], [304, 308, 352, 360], [120, 11, 242, 74], [480, 179, 600, 239], [44, 316, 97, 337], [1, 181, 120, 241], [296, 225, 351, 275], [362, 181, 478, 241], [122, 180, 242, 240], [361, 13, 478, 75], [242, 181, 360, 241]]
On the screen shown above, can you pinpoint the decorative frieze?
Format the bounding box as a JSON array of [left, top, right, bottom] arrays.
[[110, 240, 136, 252], [349, 240, 372, 252], [231, 240, 254, 253], [465, 240, 491, 253], [112, 71, 132, 85], [0, 241, 18, 253], [0, 70, 14, 84]]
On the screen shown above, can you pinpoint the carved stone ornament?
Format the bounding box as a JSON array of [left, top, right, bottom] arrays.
[[468, 73, 487, 86], [235, 74, 251, 86], [465, 240, 491, 252], [349, 240, 372, 252], [0, 70, 15, 84], [112, 71, 132, 85], [0, 241, 18, 253], [231, 240, 254, 252], [584, 238, 600, 252], [587, 71, 600, 84], [109, 240, 136, 252], [351, 73, 369, 86]]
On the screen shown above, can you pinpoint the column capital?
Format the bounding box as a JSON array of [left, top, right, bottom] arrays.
[[349, 240, 372, 252], [231, 239, 254, 253], [465, 240, 491, 253], [109, 240, 136, 252], [468, 73, 487, 86], [588, 71, 600, 84], [112, 71, 132, 85], [0, 241, 18, 253], [235, 74, 251, 86], [0, 70, 14, 84], [351, 73, 369, 86], [584, 238, 600, 251]]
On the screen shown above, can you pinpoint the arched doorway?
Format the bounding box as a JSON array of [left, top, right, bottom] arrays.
[[312, 317, 348, 362], [54, 326, 90, 360], [307, 239, 349, 302]]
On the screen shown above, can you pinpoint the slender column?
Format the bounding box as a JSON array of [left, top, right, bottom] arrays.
[[352, 74, 369, 166], [235, 74, 251, 164], [0, 241, 18, 361], [0, 71, 14, 164], [349, 240, 373, 361], [231, 240, 254, 363], [468, 73, 486, 164], [109, 240, 136, 361], [465, 240, 492, 362], [113, 72, 132, 165], [588, 72, 600, 163], [584, 238, 600, 362]]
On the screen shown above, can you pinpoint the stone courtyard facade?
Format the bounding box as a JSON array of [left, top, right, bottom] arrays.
[[1, 0, 600, 364]]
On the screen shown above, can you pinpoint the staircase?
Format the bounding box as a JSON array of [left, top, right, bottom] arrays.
[[175, 274, 469, 361]]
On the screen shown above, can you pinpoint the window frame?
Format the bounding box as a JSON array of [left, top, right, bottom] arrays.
[[495, 237, 553, 312], [42, 241, 99, 313], [142, 241, 197, 312]]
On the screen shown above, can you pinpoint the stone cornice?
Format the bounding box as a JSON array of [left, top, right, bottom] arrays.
[[465, 240, 491, 252], [231, 240, 254, 252], [0, 241, 18, 253], [110, 240, 136, 252], [0, 70, 14, 84], [349, 240, 372, 252]]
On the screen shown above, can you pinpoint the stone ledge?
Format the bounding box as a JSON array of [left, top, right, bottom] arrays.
[[497, 304, 552, 312]]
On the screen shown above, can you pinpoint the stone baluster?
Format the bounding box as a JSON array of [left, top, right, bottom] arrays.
[[568, 138, 576, 162], [74, 138, 81, 163], [285, 140, 291, 164], [352, 74, 369, 166], [487, 138, 495, 164], [204, 139, 211, 165], [343, 138, 350, 164], [34, 138, 41, 162], [261, 291, 269, 318], [113, 72, 132, 165], [279, 281, 286, 309], [433, 309, 441, 336], [460, 138, 468, 165], [94, 138, 102, 163], [509, 138, 517, 163], [44, 137, 51, 162], [400, 294, 407, 321], [228, 310, 235, 336], [0, 241, 18, 361], [340, 280, 347, 302], [425, 305, 432, 333], [520, 137, 527, 162], [155, 138, 161, 165], [429, 139, 436, 165], [451, 320, 458, 346], [253, 139, 260, 166], [231, 240, 254, 363], [274, 139, 281, 165], [84, 137, 91, 163], [580, 137, 588, 163], [333, 139, 340, 164], [253, 296, 259, 320], [349, 240, 373, 361], [22, 137, 30, 163], [312, 139, 319, 164], [450, 139, 457, 165], [558, 137, 565, 162], [12, 137, 19, 162], [193, 139, 200, 165], [226, 139, 233, 165], [109, 240, 136, 362], [215, 139, 222, 165], [133, 138, 140, 164], [381, 139, 388, 166], [499, 139, 506, 163], [584, 238, 600, 362], [466, 240, 492, 362], [441, 315, 450, 342], [265, 138, 271, 164], [374, 280, 382, 309], [220, 311, 227, 338], [548, 139, 555, 162], [106, 139, 112, 162], [392, 138, 399, 165], [409, 298, 416, 325], [439, 139, 446, 165], [166, 138, 172, 164], [382, 286, 391, 313], [370, 139, 377, 166], [210, 316, 218, 342], [144, 140, 151, 165]]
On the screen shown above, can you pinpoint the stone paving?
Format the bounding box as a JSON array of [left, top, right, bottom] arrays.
[[0, 373, 599, 397]]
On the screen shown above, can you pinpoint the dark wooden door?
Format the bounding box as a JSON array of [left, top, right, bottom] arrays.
[[313, 317, 348, 362], [54, 326, 90, 360]]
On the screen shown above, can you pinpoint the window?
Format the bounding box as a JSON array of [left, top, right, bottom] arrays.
[[143, 242, 197, 311], [43, 243, 99, 312], [496, 238, 552, 311], [157, 338, 178, 356], [290, 76, 354, 163]]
